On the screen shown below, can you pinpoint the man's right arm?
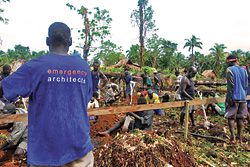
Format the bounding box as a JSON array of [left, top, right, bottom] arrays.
[[99, 71, 108, 89], [1, 63, 33, 102]]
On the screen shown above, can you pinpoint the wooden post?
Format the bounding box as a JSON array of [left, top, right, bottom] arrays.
[[184, 100, 190, 140]]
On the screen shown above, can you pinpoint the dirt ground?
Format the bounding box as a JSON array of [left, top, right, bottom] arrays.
[[0, 110, 250, 167]]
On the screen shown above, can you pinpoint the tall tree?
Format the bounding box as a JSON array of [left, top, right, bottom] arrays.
[[0, 0, 10, 24], [209, 43, 227, 72], [126, 44, 140, 63], [183, 35, 203, 62], [95, 40, 124, 66], [146, 34, 161, 68], [67, 4, 112, 61], [230, 49, 244, 57], [209, 43, 227, 75], [131, 0, 157, 66]]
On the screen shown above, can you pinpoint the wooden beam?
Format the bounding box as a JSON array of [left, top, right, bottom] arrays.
[[88, 97, 227, 116], [0, 96, 249, 124], [0, 114, 27, 124]]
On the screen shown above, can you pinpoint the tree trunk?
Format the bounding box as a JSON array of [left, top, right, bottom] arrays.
[[139, 2, 144, 66], [191, 47, 195, 62], [83, 9, 90, 62], [152, 53, 157, 68]]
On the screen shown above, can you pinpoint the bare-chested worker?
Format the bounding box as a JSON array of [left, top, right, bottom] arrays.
[[179, 67, 197, 127]]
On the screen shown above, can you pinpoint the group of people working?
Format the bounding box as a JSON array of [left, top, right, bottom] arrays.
[[0, 22, 249, 167]]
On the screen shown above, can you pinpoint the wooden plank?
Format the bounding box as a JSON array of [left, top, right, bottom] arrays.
[[0, 96, 249, 124], [0, 114, 27, 124], [88, 97, 226, 116]]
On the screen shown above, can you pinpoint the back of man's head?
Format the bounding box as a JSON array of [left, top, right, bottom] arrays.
[[226, 54, 238, 62], [226, 54, 238, 66], [2, 64, 11, 75], [46, 22, 72, 48], [188, 66, 197, 73]]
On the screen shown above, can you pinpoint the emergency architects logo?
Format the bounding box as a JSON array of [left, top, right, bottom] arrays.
[[47, 69, 87, 84]]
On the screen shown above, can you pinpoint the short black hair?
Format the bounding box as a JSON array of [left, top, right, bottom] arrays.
[[137, 96, 147, 105], [3, 64, 11, 72], [226, 54, 238, 62], [48, 22, 71, 47], [175, 70, 180, 76], [92, 92, 99, 99]]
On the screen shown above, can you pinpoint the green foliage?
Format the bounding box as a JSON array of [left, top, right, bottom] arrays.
[[126, 44, 140, 64], [0, 133, 7, 139], [184, 35, 203, 62], [142, 66, 155, 74], [0, 44, 47, 66], [95, 40, 125, 66], [66, 3, 112, 60]]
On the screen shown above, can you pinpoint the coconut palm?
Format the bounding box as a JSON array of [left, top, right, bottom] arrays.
[[209, 43, 227, 73], [183, 35, 203, 62]]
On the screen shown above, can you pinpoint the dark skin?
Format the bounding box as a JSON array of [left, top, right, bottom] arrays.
[[148, 93, 153, 99], [2, 65, 12, 75], [92, 63, 108, 89], [179, 67, 197, 100]]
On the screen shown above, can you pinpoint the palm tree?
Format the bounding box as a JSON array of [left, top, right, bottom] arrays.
[[209, 43, 227, 73], [230, 49, 244, 58], [183, 35, 203, 62]]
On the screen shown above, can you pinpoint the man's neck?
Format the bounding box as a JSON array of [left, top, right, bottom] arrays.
[[50, 47, 69, 56]]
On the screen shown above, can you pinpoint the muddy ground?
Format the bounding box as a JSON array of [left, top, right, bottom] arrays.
[[0, 109, 250, 167]]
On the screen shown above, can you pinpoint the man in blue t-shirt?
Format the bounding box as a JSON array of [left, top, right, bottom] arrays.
[[0, 22, 94, 166], [225, 55, 248, 143], [91, 60, 108, 99]]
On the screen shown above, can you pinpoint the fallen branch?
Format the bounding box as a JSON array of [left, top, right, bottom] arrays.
[[175, 131, 227, 143]]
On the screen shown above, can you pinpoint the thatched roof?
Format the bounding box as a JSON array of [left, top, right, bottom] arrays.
[[202, 70, 217, 80], [112, 59, 141, 70]]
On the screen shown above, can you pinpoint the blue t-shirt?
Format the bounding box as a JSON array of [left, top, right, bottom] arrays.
[[2, 54, 93, 166]]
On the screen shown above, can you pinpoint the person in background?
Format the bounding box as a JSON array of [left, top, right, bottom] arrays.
[[175, 70, 182, 91], [0, 101, 28, 157], [145, 89, 162, 116], [225, 55, 248, 143], [98, 96, 154, 136], [206, 93, 225, 116], [141, 71, 152, 89], [91, 60, 108, 99], [244, 65, 250, 126], [105, 83, 121, 105], [88, 92, 99, 109], [153, 70, 162, 94], [0, 22, 94, 166], [179, 67, 197, 127], [123, 69, 134, 105], [0, 64, 12, 81], [175, 70, 183, 100]]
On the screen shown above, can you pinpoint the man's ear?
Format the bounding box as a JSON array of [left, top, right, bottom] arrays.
[[68, 37, 72, 46], [46, 37, 50, 46]]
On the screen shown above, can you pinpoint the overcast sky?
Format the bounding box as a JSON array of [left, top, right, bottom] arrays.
[[1, 0, 250, 56]]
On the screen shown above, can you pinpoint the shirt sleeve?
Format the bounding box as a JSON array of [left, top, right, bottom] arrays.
[[2, 63, 33, 101], [154, 94, 161, 104]]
